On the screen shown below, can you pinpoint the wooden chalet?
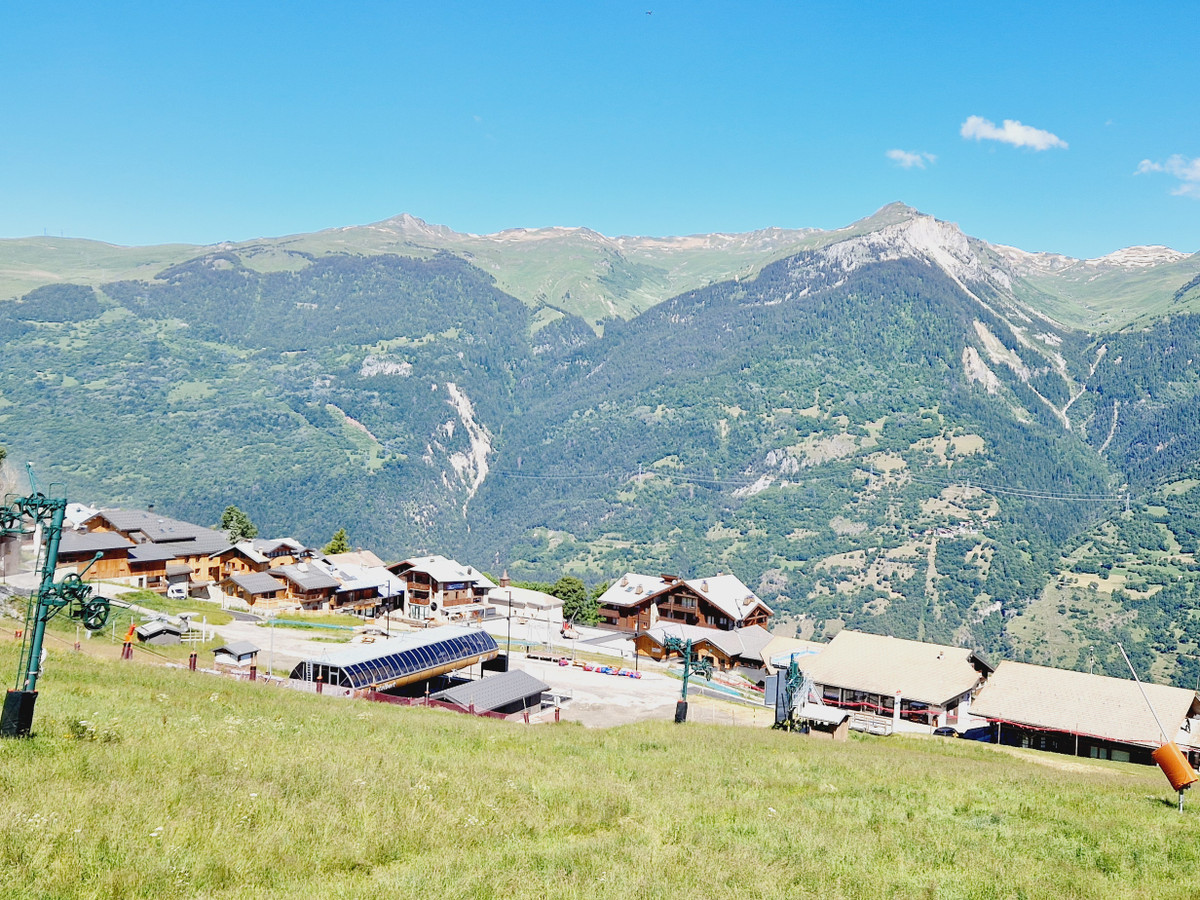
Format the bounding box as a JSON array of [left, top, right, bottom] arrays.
[[635, 622, 776, 675], [224, 571, 288, 609], [390, 555, 495, 621], [972, 661, 1200, 765], [79, 508, 231, 590], [55, 531, 136, 583], [596, 572, 772, 633], [274, 562, 340, 610], [208, 542, 271, 585]]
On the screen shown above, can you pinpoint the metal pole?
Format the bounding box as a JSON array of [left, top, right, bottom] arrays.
[[1117, 642, 1170, 744], [22, 499, 66, 692]]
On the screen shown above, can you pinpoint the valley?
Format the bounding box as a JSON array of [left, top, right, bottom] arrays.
[[3, 203, 1200, 686]]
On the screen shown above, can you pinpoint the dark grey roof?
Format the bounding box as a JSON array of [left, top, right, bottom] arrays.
[[88, 509, 225, 545], [213, 641, 260, 659], [229, 572, 287, 595], [276, 564, 339, 592], [135, 620, 183, 638], [173, 534, 233, 556], [57, 531, 134, 555], [166, 562, 193, 576], [432, 670, 549, 713], [128, 543, 179, 563]]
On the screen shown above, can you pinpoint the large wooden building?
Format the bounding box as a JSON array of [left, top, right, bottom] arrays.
[[390, 555, 495, 621], [596, 572, 772, 633], [971, 660, 1200, 765]]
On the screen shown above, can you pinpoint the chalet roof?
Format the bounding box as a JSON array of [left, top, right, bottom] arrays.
[[431, 670, 549, 713], [681, 574, 773, 621], [801, 630, 986, 707], [327, 549, 387, 568], [252, 538, 306, 555], [276, 564, 340, 592], [65, 503, 98, 528], [86, 508, 224, 545], [229, 572, 287, 595], [332, 564, 404, 597], [57, 531, 134, 555], [642, 623, 775, 663], [487, 585, 562, 610], [166, 562, 193, 576], [597, 571, 772, 622], [127, 543, 179, 563], [971, 661, 1200, 749], [394, 554, 496, 588], [596, 573, 671, 608]]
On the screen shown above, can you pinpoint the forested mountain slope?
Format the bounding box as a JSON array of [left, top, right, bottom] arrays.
[[3, 205, 1200, 681]]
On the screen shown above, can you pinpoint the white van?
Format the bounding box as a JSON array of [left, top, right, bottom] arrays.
[[166, 584, 188, 599]]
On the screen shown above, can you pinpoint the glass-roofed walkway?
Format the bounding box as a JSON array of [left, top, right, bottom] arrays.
[[289, 625, 499, 690]]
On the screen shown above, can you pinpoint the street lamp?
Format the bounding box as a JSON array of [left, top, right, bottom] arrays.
[[506, 588, 513, 670]]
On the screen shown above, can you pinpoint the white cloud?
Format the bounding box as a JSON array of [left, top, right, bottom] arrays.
[[886, 149, 936, 169], [960, 115, 1068, 151], [1137, 155, 1200, 198]]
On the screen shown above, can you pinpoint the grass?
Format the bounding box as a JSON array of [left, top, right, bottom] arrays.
[[1, 643, 1199, 898]]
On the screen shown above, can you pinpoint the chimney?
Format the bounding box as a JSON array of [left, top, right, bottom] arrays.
[[500, 569, 511, 588]]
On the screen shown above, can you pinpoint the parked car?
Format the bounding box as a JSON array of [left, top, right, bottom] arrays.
[[166, 584, 188, 599], [932, 726, 961, 738]]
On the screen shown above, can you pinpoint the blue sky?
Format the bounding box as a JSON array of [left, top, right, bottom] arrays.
[[1, 2, 1196, 257]]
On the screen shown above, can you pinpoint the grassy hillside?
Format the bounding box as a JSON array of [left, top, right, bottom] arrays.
[[1, 643, 1198, 899], [0, 237, 200, 301]]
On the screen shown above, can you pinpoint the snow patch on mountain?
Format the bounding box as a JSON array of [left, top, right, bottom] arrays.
[[1084, 246, 1189, 268]]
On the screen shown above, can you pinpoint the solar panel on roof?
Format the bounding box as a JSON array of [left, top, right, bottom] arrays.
[[288, 626, 498, 690]]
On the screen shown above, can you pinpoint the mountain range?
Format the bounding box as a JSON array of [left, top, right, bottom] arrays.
[[3, 202, 1200, 685]]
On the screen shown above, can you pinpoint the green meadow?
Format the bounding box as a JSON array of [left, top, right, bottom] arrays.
[[1, 642, 1199, 899]]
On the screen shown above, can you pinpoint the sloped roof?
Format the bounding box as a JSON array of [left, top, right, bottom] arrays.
[[253, 538, 306, 555], [85, 509, 224, 545], [801, 630, 986, 706], [596, 573, 670, 608], [276, 564, 339, 592], [127, 543, 179, 563], [331, 563, 404, 596], [972, 661, 1200, 749], [394, 554, 496, 588], [487, 585, 562, 610], [327, 549, 387, 568], [229, 572, 287, 595], [681, 574, 773, 621], [642, 622, 775, 663], [57, 531, 134, 555], [597, 572, 771, 622], [432, 670, 549, 713]]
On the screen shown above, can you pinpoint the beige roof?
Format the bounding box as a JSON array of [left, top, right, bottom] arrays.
[[488, 585, 561, 610], [802, 630, 985, 706], [326, 550, 386, 569], [972, 661, 1200, 749]]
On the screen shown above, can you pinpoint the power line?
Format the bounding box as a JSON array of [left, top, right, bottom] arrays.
[[492, 464, 1130, 504]]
